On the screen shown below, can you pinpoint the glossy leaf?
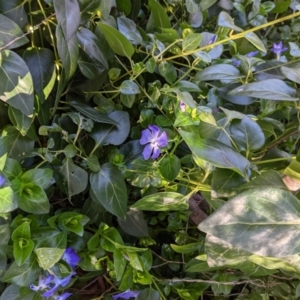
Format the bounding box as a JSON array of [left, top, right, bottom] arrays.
[[60, 158, 88, 200], [56, 24, 79, 81], [13, 239, 34, 266], [90, 163, 128, 219], [281, 66, 300, 84], [0, 186, 17, 213], [0, 0, 27, 28], [149, 0, 171, 29], [0, 14, 28, 49], [131, 192, 188, 211], [53, 0, 80, 41], [120, 80, 140, 95], [228, 79, 298, 100], [35, 248, 65, 270], [195, 64, 241, 81], [182, 33, 202, 52], [230, 115, 265, 151], [217, 11, 243, 32], [0, 50, 34, 116], [245, 32, 266, 52], [98, 23, 134, 58], [21, 168, 53, 189], [117, 17, 143, 44], [90, 111, 130, 148], [159, 155, 181, 181], [116, 0, 131, 15], [8, 106, 32, 136], [77, 27, 109, 69], [70, 100, 117, 125], [23, 48, 56, 104], [179, 128, 251, 178], [199, 187, 300, 257]]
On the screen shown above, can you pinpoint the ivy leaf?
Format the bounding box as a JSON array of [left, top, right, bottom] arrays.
[[131, 192, 188, 211], [149, 0, 171, 29], [98, 23, 134, 58], [53, 0, 80, 41], [23, 48, 56, 104], [0, 14, 29, 49], [228, 79, 298, 100], [60, 158, 88, 200], [199, 187, 300, 257], [90, 163, 128, 219], [0, 50, 34, 116]]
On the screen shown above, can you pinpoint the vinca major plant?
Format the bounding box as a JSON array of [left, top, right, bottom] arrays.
[[0, 0, 300, 299]]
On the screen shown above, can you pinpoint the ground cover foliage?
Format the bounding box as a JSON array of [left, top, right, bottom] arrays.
[[1, 0, 300, 299]]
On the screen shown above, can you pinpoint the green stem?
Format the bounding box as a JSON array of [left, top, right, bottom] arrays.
[[254, 157, 294, 165], [152, 279, 167, 300]]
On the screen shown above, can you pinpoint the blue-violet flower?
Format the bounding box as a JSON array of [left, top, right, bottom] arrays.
[[140, 125, 168, 160], [180, 100, 186, 112], [54, 292, 73, 300], [62, 248, 80, 269], [0, 175, 5, 188], [29, 275, 54, 292], [271, 41, 287, 59], [112, 289, 140, 300]]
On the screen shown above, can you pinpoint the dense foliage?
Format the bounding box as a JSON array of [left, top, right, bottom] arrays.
[[0, 0, 300, 299]]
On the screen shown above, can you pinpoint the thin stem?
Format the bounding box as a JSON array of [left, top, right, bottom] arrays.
[[254, 157, 294, 165], [152, 279, 167, 300]]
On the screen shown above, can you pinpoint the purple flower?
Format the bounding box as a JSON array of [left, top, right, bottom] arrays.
[[246, 50, 259, 57], [232, 58, 241, 67], [42, 272, 76, 298], [0, 175, 5, 188], [112, 289, 140, 300], [62, 248, 80, 269], [271, 41, 287, 59], [208, 35, 216, 45], [54, 292, 73, 300], [140, 125, 168, 160], [179, 100, 186, 112], [29, 275, 54, 292]]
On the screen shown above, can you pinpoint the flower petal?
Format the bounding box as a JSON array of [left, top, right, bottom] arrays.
[[140, 129, 152, 145], [112, 289, 140, 300], [142, 144, 153, 160], [62, 248, 80, 269], [54, 292, 73, 300], [156, 132, 168, 147], [151, 145, 161, 159]]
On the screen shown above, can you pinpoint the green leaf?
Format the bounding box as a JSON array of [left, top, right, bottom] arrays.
[[131, 192, 188, 211], [3, 256, 40, 286], [56, 24, 79, 81], [77, 27, 109, 69], [195, 64, 241, 81], [137, 288, 160, 300], [84, 155, 100, 172], [0, 50, 34, 116], [70, 100, 117, 125], [217, 11, 243, 32], [32, 228, 67, 249], [270, 0, 291, 13], [53, 0, 80, 41], [228, 79, 298, 100], [199, 187, 300, 257], [149, 0, 171, 29], [0, 0, 27, 28], [89, 111, 130, 148], [21, 168, 53, 189], [60, 158, 88, 200], [23, 48, 56, 104], [98, 23, 134, 58], [1, 126, 35, 161], [0, 186, 17, 213], [13, 239, 34, 266], [120, 94, 136, 108], [281, 66, 300, 84], [114, 249, 127, 281], [179, 128, 251, 178], [284, 160, 300, 181], [116, 0, 131, 15], [158, 61, 177, 84], [118, 210, 149, 237], [244, 32, 267, 52], [182, 33, 202, 52], [2, 158, 22, 181], [159, 155, 181, 181], [12, 222, 31, 241], [0, 14, 28, 49], [35, 248, 65, 270], [90, 163, 128, 219], [230, 115, 265, 151], [120, 80, 140, 94], [171, 242, 202, 254], [8, 106, 33, 136]]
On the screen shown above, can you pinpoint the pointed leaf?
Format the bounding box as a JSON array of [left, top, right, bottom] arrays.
[[90, 163, 127, 219], [98, 23, 134, 58], [245, 32, 266, 52], [149, 0, 171, 29], [0, 186, 17, 213], [228, 79, 298, 100], [53, 0, 80, 41], [195, 64, 241, 81], [0, 14, 28, 49], [60, 158, 88, 199], [199, 187, 300, 257], [218, 11, 243, 32], [0, 50, 34, 116], [0, 0, 27, 28]]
